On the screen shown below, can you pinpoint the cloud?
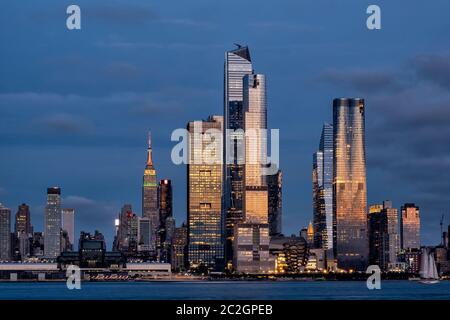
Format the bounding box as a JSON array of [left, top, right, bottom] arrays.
[[318, 68, 406, 93], [101, 62, 140, 79], [412, 53, 450, 89], [88, 3, 158, 25], [35, 113, 95, 134]]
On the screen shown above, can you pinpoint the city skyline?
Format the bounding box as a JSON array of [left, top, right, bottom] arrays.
[[1, 1, 450, 248]]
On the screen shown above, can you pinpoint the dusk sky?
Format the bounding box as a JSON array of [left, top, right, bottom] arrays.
[[1, 0, 450, 247]]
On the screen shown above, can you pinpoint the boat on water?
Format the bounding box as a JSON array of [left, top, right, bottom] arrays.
[[419, 248, 440, 284]]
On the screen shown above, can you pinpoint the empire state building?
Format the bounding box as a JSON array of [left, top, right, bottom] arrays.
[[142, 132, 159, 252]]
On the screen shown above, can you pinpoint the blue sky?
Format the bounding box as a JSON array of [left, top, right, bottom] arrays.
[[1, 0, 450, 247]]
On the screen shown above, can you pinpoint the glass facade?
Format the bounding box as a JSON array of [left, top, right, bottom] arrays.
[[333, 98, 368, 271], [243, 74, 268, 224], [313, 123, 334, 250], [44, 187, 62, 259], [400, 203, 420, 250], [187, 116, 224, 271], [142, 132, 159, 252], [224, 46, 253, 266], [267, 169, 282, 236]]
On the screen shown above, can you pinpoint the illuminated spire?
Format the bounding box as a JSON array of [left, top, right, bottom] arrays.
[[146, 131, 153, 167]]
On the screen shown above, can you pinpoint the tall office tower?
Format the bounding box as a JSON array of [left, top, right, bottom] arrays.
[[138, 217, 152, 252], [307, 221, 314, 246], [44, 187, 62, 259], [333, 98, 368, 271], [0, 203, 11, 260], [15, 203, 32, 236], [118, 204, 139, 254], [15, 203, 32, 258], [172, 222, 188, 272], [159, 179, 173, 243], [142, 132, 159, 252], [187, 115, 224, 271], [62, 208, 75, 249], [234, 73, 272, 273], [368, 201, 400, 270], [400, 203, 420, 250], [224, 45, 253, 267], [313, 124, 334, 250], [267, 169, 282, 236], [312, 150, 325, 249], [383, 200, 400, 266]]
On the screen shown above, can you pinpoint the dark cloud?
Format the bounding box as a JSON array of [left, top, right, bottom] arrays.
[[412, 53, 450, 89], [318, 68, 406, 93], [35, 113, 95, 134]]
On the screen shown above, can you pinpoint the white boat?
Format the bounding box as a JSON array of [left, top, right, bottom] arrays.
[[419, 248, 440, 284]]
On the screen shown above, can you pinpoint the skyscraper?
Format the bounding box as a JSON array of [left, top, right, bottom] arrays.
[[138, 217, 152, 252], [172, 222, 188, 272], [333, 98, 368, 271], [368, 201, 399, 271], [117, 204, 139, 254], [224, 45, 253, 267], [15, 203, 32, 236], [0, 203, 11, 260], [400, 203, 420, 250], [62, 208, 75, 249], [44, 187, 62, 259], [142, 132, 159, 253], [234, 73, 272, 273], [312, 150, 325, 249], [15, 203, 32, 259], [187, 115, 224, 271], [267, 169, 282, 236], [159, 179, 173, 242]]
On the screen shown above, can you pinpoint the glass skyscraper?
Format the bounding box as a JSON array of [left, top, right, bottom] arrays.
[[333, 98, 368, 271], [267, 169, 282, 236], [142, 132, 159, 253], [44, 187, 62, 259], [313, 123, 334, 250], [400, 203, 420, 250], [234, 73, 273, 273], [187, 115, 224, 271], [223, 45, 253, 267]]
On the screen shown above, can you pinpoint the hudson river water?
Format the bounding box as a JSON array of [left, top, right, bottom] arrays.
[[0, 281, 450, 300]]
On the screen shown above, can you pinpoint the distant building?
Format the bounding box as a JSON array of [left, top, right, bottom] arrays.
[[159, 179, 173, 260], [233, 223, 273, 274], [333, 98, 368, 271], [15, 203, 32, 259], [138, 217, 152, 252], [30, 232, 44, 257], [0, 203, 11, 261], [267, 169, 282, 236], [400, 203, 420, 250], [171, 223, 188, 272], [187, 115, 224, 272], [312, 123, 333, 250], [117, 204, 139, 255], [62, 208, 75, 250], [269, 235, 308, 274], [307, 221, 314, 247], [368, 201, 399, 270], [142, 132, 159, 253], [44, 187, 62, 259]]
